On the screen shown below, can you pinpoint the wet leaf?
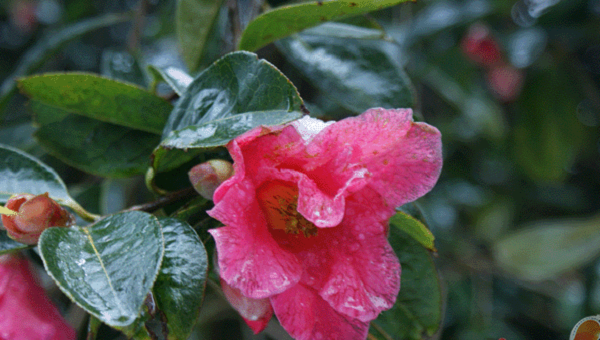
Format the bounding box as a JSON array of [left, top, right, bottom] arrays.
[[153, 217, 208, 340], [38, 211, 164, 327], [153, 51, 303, 173], [372, 226, 442, 339], [18, 73, 172, 135], [0, 144, 73, 204], [147, 65, 193, 96], [277, 29, 413, 113], [238, 0, 412, 52]]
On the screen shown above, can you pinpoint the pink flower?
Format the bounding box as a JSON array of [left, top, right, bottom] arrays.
[[0, 254, 76, 340], [208, 108, 442, 340]]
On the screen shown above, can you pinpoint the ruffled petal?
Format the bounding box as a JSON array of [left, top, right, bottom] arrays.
[[208, 180, 302, 299], [220, 278, 273, 334], [308, 108, 442, 208], [271, 284, 369, 340], [319, 188, 400, 322]]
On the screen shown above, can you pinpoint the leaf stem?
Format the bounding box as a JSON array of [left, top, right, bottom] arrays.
[[124, 187, 198, 213], [127, 0, 148, 53]]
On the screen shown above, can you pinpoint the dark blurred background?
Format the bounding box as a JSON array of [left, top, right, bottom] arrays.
[[1, 0, 599, 339]]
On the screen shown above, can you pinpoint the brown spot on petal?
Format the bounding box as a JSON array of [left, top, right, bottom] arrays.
[[383, 159, 389, 165]]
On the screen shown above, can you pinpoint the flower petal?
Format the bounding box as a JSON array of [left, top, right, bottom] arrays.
[[220, 278, 273, 334], [308, 108, 443, 208], [319, 188, 401, 322], [271, 284, 369, 340], [209, 180, 302, 299]]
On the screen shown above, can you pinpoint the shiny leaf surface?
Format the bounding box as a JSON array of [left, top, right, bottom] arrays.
[[153, 217, 208, 340], [277, 31, 413, 113], [38, 212, 164, 327], [390, 211, 436, 251], [147, 65, 193, 97]]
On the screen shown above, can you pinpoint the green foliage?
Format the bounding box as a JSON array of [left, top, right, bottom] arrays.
[[18, 73, 172, 135], [390, 211, 436, 251], [32, 101, 160, 178], [238, 0, 412, 52], [373, 226, 442, 339], [494, 214, 600, 281], [147, 65, 192, 96], [277, 24, 414, 113], [38, 211, 164, 327], [176, 0, 226, 72], [152, 51, 304, 173]]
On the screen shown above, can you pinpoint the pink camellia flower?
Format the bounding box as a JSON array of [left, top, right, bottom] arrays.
[[0, 254, 76, 340], [208, 108, 442, 340]]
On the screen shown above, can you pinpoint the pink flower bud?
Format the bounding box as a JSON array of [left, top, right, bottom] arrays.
[[486, 64, 525, 102], [188, 160, 234, 200], [461, 23, 504, 68], [0, 254, 76, 340], [1, 193, 74, 245]]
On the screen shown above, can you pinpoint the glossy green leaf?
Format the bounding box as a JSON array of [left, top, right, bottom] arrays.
[[18, 73, 172, 134], [390, 211, 436, 251], [0, 229, 30, 255], [493, 214, 600, 281], [32, 101, 159, 178], [147, 65, 193, 96], [176, 0, 226, 72], [513, 66, 588, 182], [38, 211, 164, 327], [0, 144, 72, 204], [153, 217, 208, 340], [277, 31, 413, 113], [238, 0, 412, 52], [0, 13, 130, 117], [372, 227, 442, 339], [300, 22, 387, 40], [153, 51, 304, 173]]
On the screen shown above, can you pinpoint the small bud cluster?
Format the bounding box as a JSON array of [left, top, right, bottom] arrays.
[[1, 193, 74, 245], [461, 23, 524, 102]]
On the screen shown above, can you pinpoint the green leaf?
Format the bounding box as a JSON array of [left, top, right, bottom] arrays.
[[372, 227, 442, 339], [276, 31, 414, 113], [32, 101, 159, 178], [176, 0, 226, 72], [238, 0, 412, 52], [0, 144, 73, 204], [493, 214, 600, 281], [147, 65, 193, 97], [390, 212, 436, 252], [18, 73, 172, 134], [38, 211, 165, 327], [0, 229, 30, 255], [513, 66, 588, 182], [0, 13, 130, 117], [153, 51, 304, 173], [153, 217, 208, 340]]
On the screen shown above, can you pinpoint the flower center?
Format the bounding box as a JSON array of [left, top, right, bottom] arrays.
[[257, 181, 318, 238]]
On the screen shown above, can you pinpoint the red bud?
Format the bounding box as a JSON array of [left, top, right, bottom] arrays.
[[189, 160, 234, 200], [462, 23, 504, 68], [1, 193, 74, 245]]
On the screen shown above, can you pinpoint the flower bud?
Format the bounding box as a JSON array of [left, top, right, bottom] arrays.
[[1, 193, 74, 245], [461, 23, 503, 68], [188, 160, 234, 200], [486, 64, 524, 102], [0, 254, 76, 340]]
